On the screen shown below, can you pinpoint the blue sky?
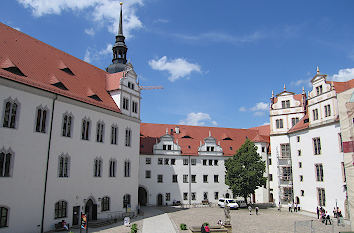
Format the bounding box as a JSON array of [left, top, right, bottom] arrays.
[[1, 0, 354, 128]]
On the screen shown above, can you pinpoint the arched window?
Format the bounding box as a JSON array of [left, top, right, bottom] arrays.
[[96, 121, 105, 143], [58, 155, 70, 178], [0, 207, 9, 228], [123, 194, 131, 208], [55, 201, 67, 219], [101, 197, 110, 211], [35, 107, 48, 133], [62, 113, 73, 137], [81, 118, 90, 140], [124, 160, 130, 177], [0, 150, 12, 177], [125, 128, 131, 147], [94, 158, 102, 177], [3, 99, 19, 129], [109, 159, 116, 177]]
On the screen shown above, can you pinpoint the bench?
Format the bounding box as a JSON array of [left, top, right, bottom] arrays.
[[54, 222, 69, 232], [189, 226, 228, 233]]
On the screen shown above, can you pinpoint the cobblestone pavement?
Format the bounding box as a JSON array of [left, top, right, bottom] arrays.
[[164, 207, 352, 233]]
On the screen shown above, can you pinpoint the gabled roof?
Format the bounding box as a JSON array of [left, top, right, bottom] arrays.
[[140, 123, 270, 156], [326, 79, 354, 94], [0, 23, 121, 113]]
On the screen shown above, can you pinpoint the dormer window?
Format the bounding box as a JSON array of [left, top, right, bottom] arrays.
[[316, 85, 323, 95], [206, 146, 214, 152], [281, 100, 290, 109], [127, 82, 135, 90], [168, 145, 172, 150], [163, 145, 167, 150], [182, 135, 192, 139], [276, 119, 284, 129], [223, 137, 232, 140]]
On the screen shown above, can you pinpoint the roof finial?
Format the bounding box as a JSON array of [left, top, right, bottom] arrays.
[[272, 90, 274, 98], [118, 2, 123, 36], [283, 83, 286, 91], [302, 86, 305, 94], [316, 66, 320, 74], [331, 81, 335, 90], [209, 130, 211, 137]]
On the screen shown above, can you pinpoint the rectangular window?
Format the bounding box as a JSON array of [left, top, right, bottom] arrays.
[[298, 150, 301, 156], [62, 114, 72, 137], [164, 158, 169, 165], [209, 160, 213, 166], [125, 128, 131, 146], [301, 190, 304, 196], [35, 108, 47, 133], [96, 122, 104, 142], [172, 174, 178, 183], [341, 162, 346, 182], [262, 147, 265, 152], [214, 192, 219, 200], [183, 192, 188, 201], [299, 162, 302, 168], [191, 192, 196, 200], [171, 159, 176, 165], [0, 206, 8, 227], [123, 97, 129, 110], [297, 136, 300, 142], [315, 164, 324, 181], [59, 156, 70, 178], [203, 160, 207, 166], [183, 158, 188, 165], [316, 85, 323, 95], [313, 137, 321, 155], [214, 160, 218, 166], [157, 174, 163, 183], [268, 158, 272, 165], [281, 100, 290, 109], [183, 174, 188, 183], [145, 170, 151, 178], [203, 175, 208, 183], [168, 145, 172, 150], [163, 145, 167, 150], [111, 126, 118, 145], [203, 192, 208, 200], [282, 167, 292, 180], [158, 158, 163, 165], [0, 152, 12, 177], [313, 109, 319, 121], [191, 158, 196, 165], [291, 117, 299, 127], [276, 119, 284, 129], [132, 101, 138, 113], [317, 188, 326, 206], [124, 161, 130, 177], [3, 101, 18, 129], [281, 144, 290, 158], [324, 104, 331, 117], [214, 175, 219, 183], [145, 158, 151, 165], [269, 174, 273, 181], [300, 175, 303, 182], [191, 175, 196, 183], [166, 193, 170, 201], [94, 159, 102, 177], [339, 133, 343, 152]]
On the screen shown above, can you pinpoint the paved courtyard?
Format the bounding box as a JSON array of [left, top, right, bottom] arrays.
[[66, 206, 351, 233]]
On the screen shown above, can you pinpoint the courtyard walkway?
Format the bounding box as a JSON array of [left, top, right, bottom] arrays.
[[141, 207, 177, 233]]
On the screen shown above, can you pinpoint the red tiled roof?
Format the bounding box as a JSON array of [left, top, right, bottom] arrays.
[[140, 123, 270, 156], [326, 79, 354, 94], [288, 113, 309, 133], [0, 23, 121, 113]]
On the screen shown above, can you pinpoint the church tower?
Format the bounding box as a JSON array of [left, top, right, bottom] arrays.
[[106, 2, 128, 73]]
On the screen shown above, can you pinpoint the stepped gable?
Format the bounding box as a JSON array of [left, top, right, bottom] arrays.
[[0, 23, 120, 113], [140, 123, 270, 156]]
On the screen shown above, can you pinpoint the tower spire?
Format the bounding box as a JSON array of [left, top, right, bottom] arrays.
[[118, 2, 123, 36], [106, 2, 128, 74]]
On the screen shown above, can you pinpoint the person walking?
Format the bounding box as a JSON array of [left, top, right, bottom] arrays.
[[277, 201, 281, 212], [325, 211, 332, 225], [255, 206, 259, 215], [316, 206, 320, 219], [294, 203, 297, 212], [288, 202, 292, 212], [248, 205, 252, 215]]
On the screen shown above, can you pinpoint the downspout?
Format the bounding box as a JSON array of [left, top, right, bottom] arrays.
[[41, 94, 57, 233]]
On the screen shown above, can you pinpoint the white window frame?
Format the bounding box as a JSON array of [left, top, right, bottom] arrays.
[[58, 154, 70, 178], [35, 106, 48, 133], [62, 113, 73, 137], [2, 98, 20, 129]]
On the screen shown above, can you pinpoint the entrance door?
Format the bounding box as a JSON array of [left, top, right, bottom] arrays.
[[269, 193, 274, 203], [138, 187, 148, 206], [157, 194, 163, 206], [72, 206, 80, 225], [85, 199, 97, 221]]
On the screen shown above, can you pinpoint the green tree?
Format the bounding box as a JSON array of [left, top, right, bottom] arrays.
[[225, 139, 267, 204]]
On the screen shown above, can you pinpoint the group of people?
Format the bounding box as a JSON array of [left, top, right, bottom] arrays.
[[316, 206, 332, 225], [288, 202, 300, 212], [248, 205, 260, 215]]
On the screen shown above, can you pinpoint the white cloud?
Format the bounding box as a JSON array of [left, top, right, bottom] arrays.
[[17, 0, 144, 38], [250, 102, 268, 111], [179, 112, 217, 126], [262, 122, 270, 126], [290, 78, 312, 87], [148, 56, 201, 82], [83, 43, 112, 63], [328, 68, 354, 82], [153, 18, 169, 24], [253, 111, 265, 116], [84, 28, 95, 36], [239, 106, 247, 112]]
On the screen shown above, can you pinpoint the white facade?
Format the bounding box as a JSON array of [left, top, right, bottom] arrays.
[[0, 73, 140, 232], [270, 68, 351, 217]]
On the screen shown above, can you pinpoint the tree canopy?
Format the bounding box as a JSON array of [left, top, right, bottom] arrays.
[[225, 139, 267, 203]]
